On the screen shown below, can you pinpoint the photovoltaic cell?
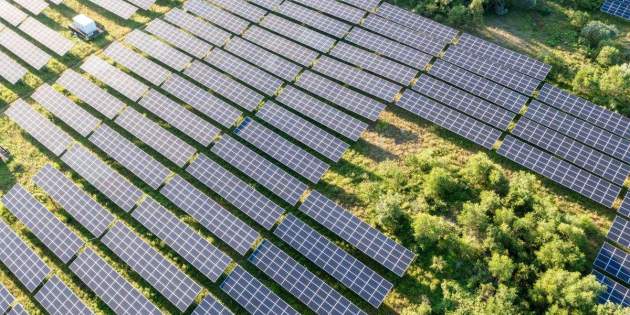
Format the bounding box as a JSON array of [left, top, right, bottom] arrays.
[[376, 2, 458, 44], [362, 14, 446, 56], [184, 0, 250, 34], [292, 0, 365, 23], [145, 19, 212, 59], [0, 283, 14, 314], [594, 243, 630, 284], [81, 55, 148, 101], [249, 0, 281, 10], [207, 0, 267, 22], [132, 197, 231, 282], [211, 135, 308, 205], [0, 220, 50, 292], [498, 136, 621, 207], [19, 17, 73, 56], [397, 90, 501, 149], [13, 0, 47, 14], [160, 175, 259, 255], [0, 0, 27, 26], [7, 304, 27, 315], [192, 295, 233, 315], [619, 195, 630, 218], [257, 101, 349, 162], [5, 100, 73, 156], [35, 276, 92, 315], [124, 30, 192, 71], [249, 240, 365, 315], [339, 0, 379, 11], [275, 2, 351, 38], [103, 42, 171, 86], [593, 270, 630, 306], [0, 28, 50, 69], [608, 216, 630, 249], [186, 154, 285, 230], [125, 0, 154, 10], [602, 0, 630, 20], [296, 71, 385, 121], [114, 107, 197, 167], [70, 248, 161, 315], [2, 185, 84, 263], [220, 266, 298, 315], [56, 69, 126, 119], [31, 84, 101, 137], [87, 0, 136, 19], [164, 8, 231, 46], [33, 164, 114, 237], [61, 145, 143, 212], [243, 26, 319, 66], [275, 214, 393, 307], [225, 37, 302, 81], [0, 51, 27, 84], [260, 15, 336, 52]]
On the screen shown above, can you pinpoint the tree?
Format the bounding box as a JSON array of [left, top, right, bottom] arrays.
[[423, 167, 466, 202], [581, 21, 619, 47], [447, 5, 470, 26], [412, 212, 458, 251], [530, 269, 604, 313], [535, 239, 586, 270], [572, 65, 601, 100], [597, 46, 622, 66], [599, 63, 630, 112], [373, 193, 407, 232], [460, 153, 508, 194], [568, 10, 591, 29], [488, 252, 515, 282]]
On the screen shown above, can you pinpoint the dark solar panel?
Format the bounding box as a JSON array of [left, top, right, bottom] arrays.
[[0, 220, 50, 292], [608, 216, 630, 249], [243, 26, 319, 66], [375, 2, 458, 44], [593, 270, 630, 306], [35, 276, 92, 315], [164, 8, 231, 46], [104, 42, 171, 86], [0, 283, 14, 314], [602, 0, 630, 20], [275, 2, 351, 38], [80, 55, 148, 101], [145, 19, 212, 58], [19, 17, 73, 56], [7, 304, 27, 315], [225, 37, 302, 81], [249, 0, 281, 10], [0, 50, 27, 84], [362, 14, 446, 56], [0, 28, 50, 70], [594, 243, 630, 284], [124, 29, 192, 71], [345, 27, 432, 69], [207, 0, 267, 22], [292, 0, 365, 23], [56, 69, 126, 119], [192, 295, 233, 315], [619, 195, 630, 218], [339, 0, 379, 11], [260, 15, 336, 52], [184, 0, 250, 34]]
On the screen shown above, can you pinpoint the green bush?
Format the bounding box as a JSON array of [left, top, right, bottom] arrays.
[[568, 10, 590, 29], [447, 4, 470, 26], [530, 269, 603, 313], [581, 21, 619, 47], [423, 167, 467, 202], [488, 252, 515, 282], [597, 46, 622, 66], [373, 193, 407, 232]]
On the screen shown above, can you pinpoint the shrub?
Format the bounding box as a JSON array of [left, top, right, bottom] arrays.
[[581, 21, 619, 46], [460, 153, 509, 194], [530, 269, 603, 313], [574, 0, 604, 11], [447, 5, 470, 26], [597, 46, 622, 66], [572, 65, 601, 98], [423, 167, 466, 202], [535, 239, 586, 270], [568, 10, 590, 29], [373, 193, 407, 232], [599, 63, 630, 111], [488, 252, 515, 282]]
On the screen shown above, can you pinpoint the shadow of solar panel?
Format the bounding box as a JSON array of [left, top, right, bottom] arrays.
[[146, 19, 212, 59], [162, 74, 242, 127], [0, 0, 27, 26], [0, 51, 27, 84], [593, 270, 630, 306], [293, 0, 365, 23], [132, 197, 231, 282], [184, 0, 250, 34], [160, 175, 259, 255], [2, 185, 84, 263], [31, 84, 101, 137], [345, 28, 432, 69], [61, 145, 143, 212], [35, 276, 92, 315], [512, 118, 630, 185], [602, 0, 630, 20], [56, 69, 125, 119], [220, 266, 298, 315], [277, 86, 366, 142], [297, 71, 385, 121], [187, 154, 285, 230], [102, 222, 202, 312], [498, 136, 621, 207], [243, 26, 319, 66], [339, 0, 379, 11], [114, 107, 197, 167], [87, 0, 137, 19], [70, 248, 161, 315], [5, 100, 73, 156], [81, 55, 148, 101], [0, 220, 50, 292], [275, 2, 351, 38], [525, 101, 630, 163], [249, 240, 366, 315], [397, 90, 501, 149], [192, 295, 233, 315], [13, 0, 47, 14], [619, 196, 630, 218], [429, 60, 527, 113], [376, 3, 458, 44], [0, 28, 50, 69], [164, 8, 231, 46], [274, 214, 393, 307], [363, 14, 445, 56], [413, 75, 516, 130], [608, 216, 630, 249], [7, 304, 27, 315], [211, 135, 308, 205], [260, 15, 336, 52], [225, 37, 302, 81], [19, 17, 73, 56], [124, 30, 192, 71], [538, 84, 630, 139], [208, 0, 267, 22], [594, 243, 630, 284], [257, 101, 349, 162], [89, 124, 170, 189], [104, 42, 171, 86], [0, 284, 14, 314]]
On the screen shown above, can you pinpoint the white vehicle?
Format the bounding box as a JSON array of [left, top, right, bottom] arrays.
[[69, 14, 104, 40]]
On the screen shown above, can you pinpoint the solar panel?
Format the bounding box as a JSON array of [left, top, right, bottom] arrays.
[[525, 101, 630, 163], [132, 197, 232, 282], [225, 37, 302, 81], [0, 283, 14, 314], [397, 90, 502, 149], [139, 89, 218, 146], [2, 185, 84, 263], [292, 0, 365, 23], [0, 0, 27, 26], [162, 74, 242, 127], [88, 124, 171, 189], [211, 135, 308, 205], [457, 33, 551, 80], [256, 101, 349, 162], [602, 0, 630, 20], [538, 83, 630, 139], [56, 69, 126, 119], [192, 295, 233, 315], [5, 100, 73, 156], [512, 118, 630, 185], [33, 164, 114, 237], [19, 17, 73, 56], [61, 145, 143, 212], [260, 15, 336, 52], [204, 48, 281, 96], [345, 27, 433, 69], [160, 175, 259, 255], [249, 0, 281, 10], [339, 0, 379, 11], [124, 0, 153, 10], [275, 2, 351, 38], [145, 19, 212, 59], [362, 15, 446, 56], [593, 270, 630, 306], [186, 154, 285, 230], [608, 215, 630, 249], [0, 28, 50, 69], [498, 136, 621, 207], [594, 242, 630, 284], [35, 276, 92, 315], [243, 25, 319, 66], [220, 266, 298, 315], [183, 0, 250, 34], [7, 304, 27, 315], [114, 107, 197, 167], [429, 60, 527, 113], [330, 42, 418, 85], [375, 2, 458, 44], [103, 42, 171, 86], [86, 0, 137, 19], [0, 220, 50, 292], [70, 248, 161, 315], [619, 195, 630, 218], [124, 30, 192, 71], [296, 71, 385, 121], [413, 75, 516, 130], [275, 214, 393, 307], [207, 0, 267, 22], [184, 60, 262, 112], [235, 118, 329, 183], [164, 8, 231, 46], [13, 0, 47, 14], [102, 222, 202, 312], [0, 50, 27, 84], [442, 45, 541, 95], [31, 84, 101, 137], [81, 55, 148, 101], [249, 240, 365, 315], [276, 86, 368, 141]]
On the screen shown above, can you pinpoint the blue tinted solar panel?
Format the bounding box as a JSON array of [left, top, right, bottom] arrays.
[[594, 243, 630, 285], [601, 0, 630, 21], [608, 215, 630, 249], [0, 220, 50, 292], [192, 295, 233, 315], [593, 270, 630, 306]]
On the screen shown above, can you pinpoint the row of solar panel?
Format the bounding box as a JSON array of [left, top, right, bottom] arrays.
[[83, 0, 155, 19], [601, 0, 630, 20]]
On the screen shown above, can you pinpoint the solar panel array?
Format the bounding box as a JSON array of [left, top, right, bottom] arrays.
[[275, 1, 351, 38], [145, 18, 212, 58], [18, 17, 73, 55], [56, 69, 126, 119], [13, 0, 48, 14], [593, 270, 630, 306], [35, 276, 92, 315], [608, 216, 630, 249], [375, 2, 458, 44], [81, 55, 149, 101], [0, 27, 50, 69], [0, 50, 27, 84], [209, 0, 267, 22], [183, 0, 250, 34], [104, 42, 171, 86], [7, 303, 28, 315], [0, 283, 14, 314], [87, 0, 137, 19], [243, 26, 318, 66], [0, 0, 27, 26], [293, 0, 365, 23], [192, 295, 233, 315], [124, 30, 192, 71], [126, 0, 154, 10], [594, 243, 630, 284], [0, 220, 50, 292], [602, 0, 630, 20], [260, 15, 336, 52], [225, 37, 301, 81], [164, 8, 231, 46], [620, 196, 630, 218], [362, 14, 445, 56], [340, 0, 379, 10], [345, 27, 432, 69]]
